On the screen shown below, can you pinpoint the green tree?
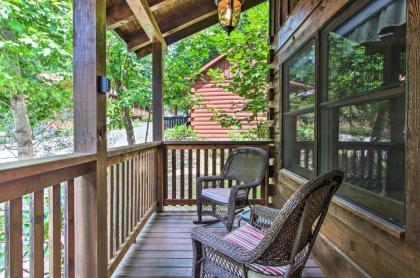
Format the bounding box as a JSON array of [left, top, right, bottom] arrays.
[[0, 0, 72, 158], [207, 3, 270, 139], [164, 28, 219, 115], [107, 32, 152, 145]]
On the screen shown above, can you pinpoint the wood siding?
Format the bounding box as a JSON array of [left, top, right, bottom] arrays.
[[190, 56, 265, 139], [269, 0, 420, 277]]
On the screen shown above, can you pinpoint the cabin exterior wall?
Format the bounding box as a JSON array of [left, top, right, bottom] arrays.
[[269, 0, 420, 277], [190, 56, 264, 139]]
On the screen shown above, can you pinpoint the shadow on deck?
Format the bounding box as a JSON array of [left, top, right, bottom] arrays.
[[113, 210, 325, 278]]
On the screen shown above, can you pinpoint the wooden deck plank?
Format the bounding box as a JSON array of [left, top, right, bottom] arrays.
[[113, 211, 325, 278]]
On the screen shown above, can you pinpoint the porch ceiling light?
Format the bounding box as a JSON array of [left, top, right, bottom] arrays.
[[215, 0, 244, 35]]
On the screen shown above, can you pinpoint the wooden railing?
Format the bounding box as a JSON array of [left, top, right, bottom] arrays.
[[0, 141, 273, 277], [0, 153, 96, 278], [293, 140, 405, 198], [164, 116, 188, 129], [162, 141, 273, 206], [295, 141, 314, 170], [106, 142, 160, 274], [337, 141, 404, 197]]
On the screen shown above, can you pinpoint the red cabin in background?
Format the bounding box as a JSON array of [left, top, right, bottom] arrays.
[[190, 55, 264, 139]]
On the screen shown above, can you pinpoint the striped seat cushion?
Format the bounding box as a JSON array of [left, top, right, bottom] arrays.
[[224, 224, 287, 276], [201, 188, 247, 204]]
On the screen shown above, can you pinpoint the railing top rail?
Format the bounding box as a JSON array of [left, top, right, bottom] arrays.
[[107, 142, 161, 158], [163, 140, 273, 146], [0, 153, 96, 203], [107, 142, 161, 166], [0, 152, 97, 185]]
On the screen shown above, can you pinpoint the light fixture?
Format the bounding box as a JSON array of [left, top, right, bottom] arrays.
[[215, 0, 244, 35]]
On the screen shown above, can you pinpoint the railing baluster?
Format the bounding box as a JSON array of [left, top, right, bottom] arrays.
[[30, 190, 44, 278], [212, 149, 217, 188], [228, 148, 233, 188], [109, 167, 114, 259], [116, 163, 121, 249], [129, 159, 133, 233], [48, 184, 61, 278], [204, 149, 209, 188], [180, 149, 185, 201], [172, 149, 177, 200], [65, 180, 75, 278], [122, 161, 126, 241], [188, 149, 193, 200], [220, 149, 225, 188], [7, 198, 23, 278], [133, 156, 138, 225], [146, 153, 149, 209], [141, 153, 146, 217], [196, 148, 201, 186]]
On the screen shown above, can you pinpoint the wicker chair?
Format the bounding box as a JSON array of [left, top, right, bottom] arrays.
[[194, 147, 268, 232], [191, 169, 344, 278]]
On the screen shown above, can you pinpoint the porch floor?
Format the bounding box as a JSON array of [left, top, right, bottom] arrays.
[[113, 210, 325, 277]]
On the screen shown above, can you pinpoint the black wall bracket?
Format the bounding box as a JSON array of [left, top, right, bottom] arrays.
[[97, 76, 110, 94]]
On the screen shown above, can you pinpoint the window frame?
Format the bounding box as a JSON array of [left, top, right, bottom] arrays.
[[280, 0, 407, 227], [282, 39, 317, 179]]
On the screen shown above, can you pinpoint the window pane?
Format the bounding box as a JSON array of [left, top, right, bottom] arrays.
[[283, 42, 315, 177], [295, 112, 315, 170], [287, 44, 315, 111], [321, 0, 406, 226], [327, 0, 406, 101]]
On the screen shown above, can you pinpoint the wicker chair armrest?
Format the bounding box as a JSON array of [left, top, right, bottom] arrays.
[[191, 226, 253, 263], [196, 175, 225, 184], [234, 182, 261, 191], [196, 175, 224, 195], [250, 205, 280, 226]]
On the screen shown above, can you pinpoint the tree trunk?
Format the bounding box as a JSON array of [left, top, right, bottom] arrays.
[[122, 106, 136, 146], [10, 94, 33, 158], [370, 106, 387, 142]]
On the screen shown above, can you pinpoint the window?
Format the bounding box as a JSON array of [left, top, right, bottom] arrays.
[[283, 41, 315, 178], [281, 0, 407, 226]]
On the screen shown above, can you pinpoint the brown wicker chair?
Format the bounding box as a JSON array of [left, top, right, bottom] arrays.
[[191, 169, 344, 278], [194, 147, 268, 232]]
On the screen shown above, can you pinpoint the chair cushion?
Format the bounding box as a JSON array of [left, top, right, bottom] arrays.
[[224, 224, 287, 276], [201, 188, 247, 204]]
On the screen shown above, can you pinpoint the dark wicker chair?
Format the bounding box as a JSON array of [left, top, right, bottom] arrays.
[[192, 169, 344, 278], [194, 147, 268, 232]]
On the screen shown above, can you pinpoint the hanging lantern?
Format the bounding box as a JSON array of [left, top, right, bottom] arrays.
[[215, 0, 244, 34]]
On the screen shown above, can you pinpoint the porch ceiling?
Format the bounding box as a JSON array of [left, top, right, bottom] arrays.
[[106, 0, 266, 57]]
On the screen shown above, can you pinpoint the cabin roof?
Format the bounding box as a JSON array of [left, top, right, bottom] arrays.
[[106, 0, 266, 57]]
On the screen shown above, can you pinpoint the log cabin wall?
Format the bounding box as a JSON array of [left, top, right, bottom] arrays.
[[268, 0, 420, 277], [190, 56, 265, 139]]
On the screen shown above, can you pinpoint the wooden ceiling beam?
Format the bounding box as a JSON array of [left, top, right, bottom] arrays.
[[106, 0, 171, 30], [136, 14, 218, 57], [128, 9, 217, 52], [132, 0, 265, 56], [128, 0, 217, 52], [125, 0, 167, 47]]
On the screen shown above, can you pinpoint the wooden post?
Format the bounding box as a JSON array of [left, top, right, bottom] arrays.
[[152, 41, 164, 141], [73, 0, 107, 277], [406, 0, 420, 247], [152, 41, 164, 211]]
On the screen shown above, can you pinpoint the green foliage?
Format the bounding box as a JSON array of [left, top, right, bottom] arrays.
[[164, 28, 219, 114], [164, 125, 200, 141], [206, 3, 270, 139], [328, 32, 384, 99], [227, 121, 268, 141], [0, 0, 73, 128], [106, 32, 152, 130]]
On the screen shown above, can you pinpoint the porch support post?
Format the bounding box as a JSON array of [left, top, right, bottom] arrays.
[[152, 41, 164, 141], [152, 41, 164, 211], [73, 0, 108, 277], [406, 0, 420, 247]]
